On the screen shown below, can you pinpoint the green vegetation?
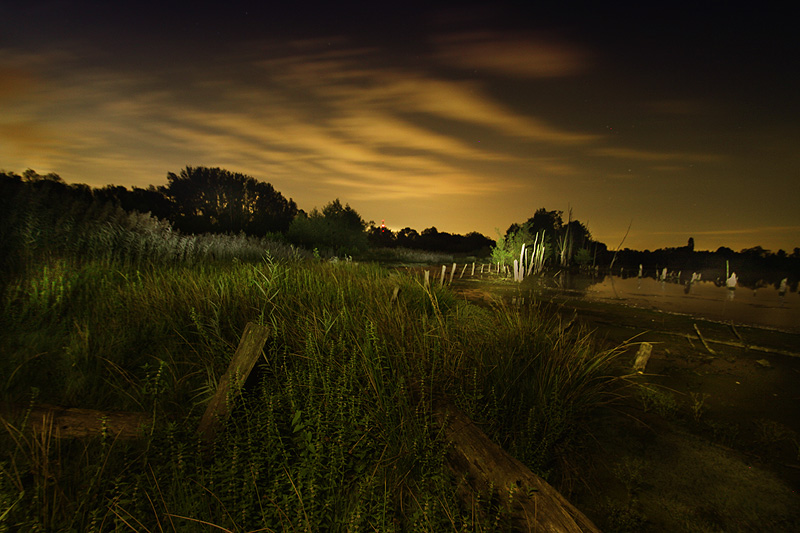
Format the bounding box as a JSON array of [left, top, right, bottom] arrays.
[[0, 185, 624, 531], [287, 198, 368, 256], [636, 384, 679, 419], [492, 208, 599, 273]]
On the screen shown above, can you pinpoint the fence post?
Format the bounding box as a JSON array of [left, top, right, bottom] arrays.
[[198, 322, 271, 444]]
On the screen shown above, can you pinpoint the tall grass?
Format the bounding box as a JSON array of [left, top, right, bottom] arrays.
[[358, 246, 456, 265], [1, 232, 623, 530]]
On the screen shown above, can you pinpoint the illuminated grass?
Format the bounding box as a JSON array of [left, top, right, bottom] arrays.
[[0, 238, 622, 530]]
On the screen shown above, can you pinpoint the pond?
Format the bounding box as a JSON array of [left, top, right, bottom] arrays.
[[527, 273, 800, 333]]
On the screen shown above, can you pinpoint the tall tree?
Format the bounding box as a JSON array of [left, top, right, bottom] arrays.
[[162, 166, 297, 234], [287, 199, 367, 255]]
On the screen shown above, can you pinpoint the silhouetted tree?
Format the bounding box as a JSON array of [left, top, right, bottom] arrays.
[[367, 224, 396, 247], [395, 227, 419, 248], [97, 185, 174, 221], [525, 208, 563, 243], [287, 199, 367, 255], [163, 166, 297, 235]]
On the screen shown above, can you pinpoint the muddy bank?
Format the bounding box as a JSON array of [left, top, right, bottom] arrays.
[[451, 277, 800, 532]]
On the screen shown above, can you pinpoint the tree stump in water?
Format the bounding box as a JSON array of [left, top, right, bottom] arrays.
[[434, 401, 600, 532]]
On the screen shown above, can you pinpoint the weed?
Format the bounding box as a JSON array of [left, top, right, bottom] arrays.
[[637, 384, 679, 418], [0, 222, 623, 530], [690, 392, 710, 423], [705, 419, 741, 447], [612, 457, 646, 498], [601, 499, 648, 533]]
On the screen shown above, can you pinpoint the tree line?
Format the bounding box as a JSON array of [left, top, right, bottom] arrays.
[[4, 166, 795, 280], [0, 166, 495, 258]]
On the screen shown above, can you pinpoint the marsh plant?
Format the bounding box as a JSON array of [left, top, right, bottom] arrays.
[[1, 227, 624, 530], [690, 392, 711, 423], [636, 384, 679, 419]]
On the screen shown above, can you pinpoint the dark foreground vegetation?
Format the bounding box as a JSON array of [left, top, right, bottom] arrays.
[[1, 169, 625, 530], [2, 166, 798, 531]]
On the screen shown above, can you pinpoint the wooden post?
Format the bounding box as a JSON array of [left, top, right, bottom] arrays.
[[449, 262, 456, 283], [440, 265, 446, 287], [633, 342, 653, 373], [434, 402, 600, 532], [471, 262, 475, 277], [198, 322, 271, 444], [424, 270, 430, 288], [460, 263, 468, 279]]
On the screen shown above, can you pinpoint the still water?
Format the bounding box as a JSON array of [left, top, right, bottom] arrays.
[[529, 274, 800, 333]]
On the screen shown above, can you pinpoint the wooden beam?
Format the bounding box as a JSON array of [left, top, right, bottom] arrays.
[[633, 342, 653, 373], [197, 322, 271, 444], [434, 401, 600, 532], [1, 404, 150, 439]]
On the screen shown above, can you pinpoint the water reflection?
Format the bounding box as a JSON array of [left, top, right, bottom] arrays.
[[525, 273, 799, 332]]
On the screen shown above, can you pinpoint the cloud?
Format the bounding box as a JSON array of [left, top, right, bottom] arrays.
[[0, 66, 35, 100], [433, 31, 591, 78], [257, 43, 597, 145], [590, 147, 723, 164], [385, 77, 597, 144]]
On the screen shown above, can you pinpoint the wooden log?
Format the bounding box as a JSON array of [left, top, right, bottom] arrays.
[[198, 322, 271, 444], [633, 342, 653, 373], [2, 403, 150, 439], [434, 402, 600, 532]]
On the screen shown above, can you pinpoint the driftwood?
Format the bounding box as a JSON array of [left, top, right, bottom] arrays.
[[198, 322, 271, 444], [2, 403, 150, 439], [693, 323, 716, 355], [434, 402, 600, 532], [633, 342, 653, 373]]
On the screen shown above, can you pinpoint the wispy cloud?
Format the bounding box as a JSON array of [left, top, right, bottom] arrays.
[[433, 31, 591, 78], [590, 147, 723, 163]]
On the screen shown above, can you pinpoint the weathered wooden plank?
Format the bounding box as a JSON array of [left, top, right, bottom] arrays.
[[633, 342, 653, 373], [197, 322, 271, 444], [2, 403, 150, 439], [434, 402, 600, 532]]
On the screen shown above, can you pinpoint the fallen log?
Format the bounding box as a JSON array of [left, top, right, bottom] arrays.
[[198, 322, 271, 444], [1, 403, 150, 439], [434, 401, 600, 532]]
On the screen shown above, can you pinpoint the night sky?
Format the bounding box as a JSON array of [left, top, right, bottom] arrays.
[[2, 1, 798, 252]]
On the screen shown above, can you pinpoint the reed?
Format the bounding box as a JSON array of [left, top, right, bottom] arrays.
[[0, 233, 623, 530]]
